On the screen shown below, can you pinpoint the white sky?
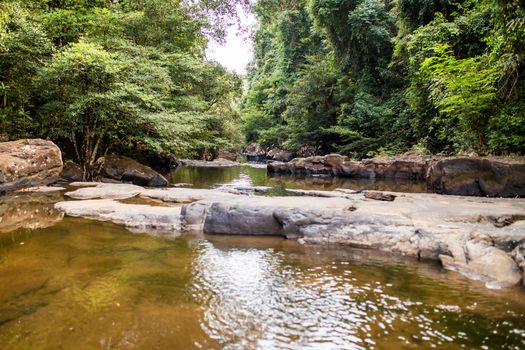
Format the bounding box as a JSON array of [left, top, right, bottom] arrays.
[[205, 9, 255, 75]]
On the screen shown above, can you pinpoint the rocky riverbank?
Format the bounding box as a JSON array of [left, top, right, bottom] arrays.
[[268, 153, 525, 197], [48, 182, 525, 289], [2, 139, 525, 289]]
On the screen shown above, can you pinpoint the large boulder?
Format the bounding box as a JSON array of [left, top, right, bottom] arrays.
[[100, 154, 169, 187], [427, 157, 525, 197], [0, 139, 63, 193], [242, 143, 267, 162], [267, 148, 295, 162], [60, 160, 83, 182]]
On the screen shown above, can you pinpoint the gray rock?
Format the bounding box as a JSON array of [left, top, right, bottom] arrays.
[[427, 157, 525, 197], [55, 199, 182, 235], [203, 202, 285, 236], [0, 139, 63, 193], [56, 182, 525, 288]]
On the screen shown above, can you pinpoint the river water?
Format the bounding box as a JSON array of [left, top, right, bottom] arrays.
[[167, 165, 428, 193], [0, 166, 524, 349]]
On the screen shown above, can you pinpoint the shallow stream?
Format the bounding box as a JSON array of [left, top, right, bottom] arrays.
[[0, 166, 524, 349]]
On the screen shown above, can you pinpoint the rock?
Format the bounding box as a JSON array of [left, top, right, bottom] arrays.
[[440, 234, 522, 288], [512, 243, 525, 287], [60, 160, 83, 182], [179, 158, 240, 167], [203, 203, 285, 236], [242, 143, 267, 162], [56, 183, 525, 288], [55, 199, 182, 235], [65, 183, 144, 200], [218, 149, 238, 161], [268, 153, 432, 180], [364, 191, 396, 201], [427, 157, 525, 197], [267, 148, 295, 162], [100, 154, 169, 187], [31, 186, 66, 193], [124, 149, 179, 171], [0, 139, 63, 193]]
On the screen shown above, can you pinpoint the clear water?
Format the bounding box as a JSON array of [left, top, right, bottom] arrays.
[[0, 169, 524, 349], [167, 165, 428, 193], [0, 218, 524, 349]]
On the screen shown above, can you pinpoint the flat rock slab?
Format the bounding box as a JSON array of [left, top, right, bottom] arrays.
[[55, 199, 182, 235], [65, 183, 144, 200], [57, 182, 525, 288]]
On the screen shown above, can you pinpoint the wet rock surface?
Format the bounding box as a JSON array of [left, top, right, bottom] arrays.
[[0, 139, 63, 193], [53, 182, 525, 289]]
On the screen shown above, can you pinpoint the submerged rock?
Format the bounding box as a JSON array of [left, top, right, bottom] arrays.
[[100, 154, 169, 187], [0, 192, 64, 233], [0, 139, 63, 193]]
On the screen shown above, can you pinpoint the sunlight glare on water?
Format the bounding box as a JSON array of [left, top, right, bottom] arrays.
[[0, 218, 524, 349]]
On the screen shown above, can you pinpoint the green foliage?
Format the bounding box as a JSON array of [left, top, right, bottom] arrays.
[[0, 0, 245, 178], [420, 44, 498, 151], [243, 0, 523, 157]]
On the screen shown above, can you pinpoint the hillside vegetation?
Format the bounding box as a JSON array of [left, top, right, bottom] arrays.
[[0, 0, 247, 177], [242, 0, 525, 158], [1, 0, 524, 179]]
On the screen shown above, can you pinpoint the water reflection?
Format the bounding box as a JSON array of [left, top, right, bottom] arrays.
[[168, 166, 427, 193], [0, 192, 64, 234], [192, 237, 525, 350], [0, 220, 524, 349]]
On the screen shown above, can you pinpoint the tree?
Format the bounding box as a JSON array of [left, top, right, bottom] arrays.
[[35, 41, 172, 179]]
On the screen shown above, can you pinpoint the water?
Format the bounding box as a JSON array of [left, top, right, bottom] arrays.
[[0, 218, 524, 349], [168, 165, 428, 193], [0, 169, 524, 349]]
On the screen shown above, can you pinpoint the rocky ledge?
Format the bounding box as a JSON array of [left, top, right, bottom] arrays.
[[54, 182, 525, 289], [268, 153, 525, 197]]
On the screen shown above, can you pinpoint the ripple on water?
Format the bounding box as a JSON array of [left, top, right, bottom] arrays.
[[191, 240, 525, 350], [0, 220, 524, 350]]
